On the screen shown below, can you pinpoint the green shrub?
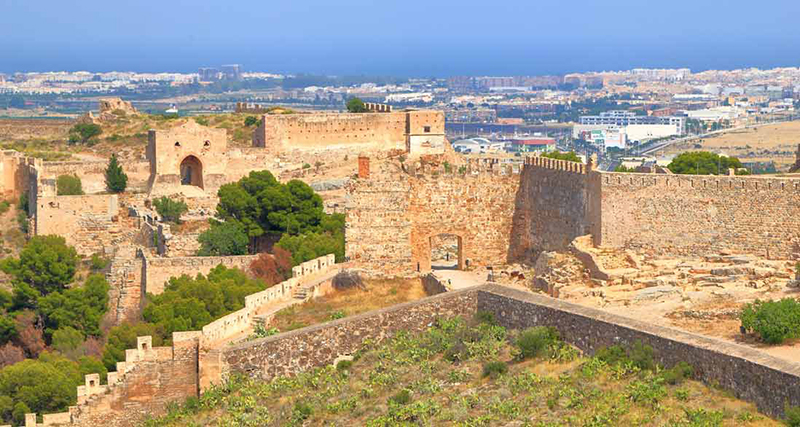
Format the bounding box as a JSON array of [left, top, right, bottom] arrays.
[[291, 401, 313, 422], [68, 123, 102, 145], [474, 310, 496, 325], [56, 175, 83, 196], [740, 298, 800, 344], [336, 359, 353, 371], [329, 310, 346, 320], [629, 341, 656, 371], [515, 326, 559, 360], [244, 116, 259, 127], [0, 201, 10, 215], [388, 389, 412, 405], [104, 154, 128, 193], [90, 253, 110, 271], [15, 211, 27, 234], [661, 361, 694, 385], [346, 97, 367, 113], [542, 151, 582, 163], [302, 163, 311, 169], [785, 405, 800, 427], [197, 221, 249, 256], [153, 196, 188, 224], [194, 117, 209, 126], [482, 361, 508, 378]]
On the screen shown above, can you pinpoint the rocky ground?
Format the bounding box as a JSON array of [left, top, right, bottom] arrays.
[[492, 236, 800, 363]]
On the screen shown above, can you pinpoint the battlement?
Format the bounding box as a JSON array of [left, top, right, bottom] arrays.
[[21, 254, 338, 426], [523, 155, 589, 174], [600, 170, 800, 192], [406, 158, 522, 177]]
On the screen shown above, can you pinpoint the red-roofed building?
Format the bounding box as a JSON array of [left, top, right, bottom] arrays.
[[508, 137, 556, 153]]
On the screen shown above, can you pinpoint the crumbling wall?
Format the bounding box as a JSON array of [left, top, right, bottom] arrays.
[[508, 157, 594, 262], [346, 158, 520, 275], [34, 194, 123, 256], [597, 172, 800, 258], [141, 254, 259, 295]]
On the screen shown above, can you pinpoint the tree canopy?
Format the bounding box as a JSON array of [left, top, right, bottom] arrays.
[[667, 151, 744, 175], [1, 235, 78, 298], [153, 196, 188, 224], [346, 97, 367, 113], [67, 123, 102, 145], [104, 154, 128, 193], [541, 151, 582, 163], [197, 220, 249, 256]]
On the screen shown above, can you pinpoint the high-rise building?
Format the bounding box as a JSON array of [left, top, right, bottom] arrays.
[[198, 67, 219, 82], [221, 64, 242, 81]]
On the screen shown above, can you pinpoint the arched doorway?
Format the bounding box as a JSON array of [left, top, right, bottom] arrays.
[[429, 234, 464, 271], [180, 155, 203, 189]]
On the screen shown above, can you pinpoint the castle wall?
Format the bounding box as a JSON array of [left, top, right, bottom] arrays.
[[69, 332, 201, 427], [478, 285, 800, 418], [346, 159, 520, 275], [35, 194, 123, 256], [215, 287, 478, 383], [508, 157, 594, 261], [253, 111, 444, 154], [597, 172, 800, 258], [141, 254, 259, 295]]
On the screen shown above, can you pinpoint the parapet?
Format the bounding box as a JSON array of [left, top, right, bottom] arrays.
[[599, 170, 800, 192], [523, 155, 588, 174], [406, 157, 522, 177]]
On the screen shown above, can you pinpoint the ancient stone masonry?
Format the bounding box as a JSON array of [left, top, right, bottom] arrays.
[[146, 120, 229, 196], [24, 254, 337, 426], [346, 158, 521, 275], [0, 150, 38, 199], [790, 143, 800, 173], [141, 253, 260, 295], [508, 156, 595, 262], [34, 194, 124, 256], [596, 172, 800, 258], [349, 155, 800, 276], [477, 285, 800, 418], [252, 110, 445, 156]]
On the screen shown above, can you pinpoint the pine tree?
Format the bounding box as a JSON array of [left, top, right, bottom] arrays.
[[104, 154, 128, 193]]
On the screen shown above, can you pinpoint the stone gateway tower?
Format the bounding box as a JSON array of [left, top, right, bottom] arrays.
[[146, 120, 229, 196]]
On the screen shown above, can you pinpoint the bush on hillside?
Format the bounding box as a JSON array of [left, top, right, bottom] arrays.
[[542, 151, 582, 163], [153, 196, 188, 224], [104, 154, 128, 193], [740, 298, 800, 344], [197, 220, 249, 256], [1, 235, 78, 298], [56, 174, 83, 196]]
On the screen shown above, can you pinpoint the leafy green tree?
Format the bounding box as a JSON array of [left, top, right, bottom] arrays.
[[197, 220, 249, 256], [104, 154, 128, 193], [614, 165, 636, 173], [142, 266, 265, 338], [244, 116, 259, 127], [542, 151, 582, 163], [346, 97, 367, 113], [1, 236, 78, 297], [667, 151, 744, 175], [51, 327, 84, 356], [68, 123, 102, 145], [276, 230, 344, 266], [0, 317, 17, 346], [740, 298, 800, 344], [153, 196, 188, 224], [215, 171, 325, 243], [56, 174, 84, 196], [38, 274, 109, 338]]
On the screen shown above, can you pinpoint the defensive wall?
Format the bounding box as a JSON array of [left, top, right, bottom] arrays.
[[140, 253, 260, 295], [34, 194, 127, 256], [346, 158, 522, 275], [21, 254, 337, 427], [213, 284, 800, 419], [596, 172, 800, 258], [347, 156, 800, 276], [23, 278, 800, 424], [252, 110, 445, 155]]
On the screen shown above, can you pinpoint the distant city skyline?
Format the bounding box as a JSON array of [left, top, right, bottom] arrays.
[[1, 0, 799, 76]]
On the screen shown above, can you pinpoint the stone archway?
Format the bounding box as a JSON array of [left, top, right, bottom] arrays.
[[180, 155, 203, 189]]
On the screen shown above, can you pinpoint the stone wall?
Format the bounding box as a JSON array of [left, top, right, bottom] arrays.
[[252, 110, 444, 155], [477, 285, 800, 418], [597, 172, 800, 258], [34, 194, 123, 256], [39, 160, 151, 194], [346, 159, 521, 275], [211, 287, 478, 385], [508, 156, 595, 262], [141, 254, 259, 295]]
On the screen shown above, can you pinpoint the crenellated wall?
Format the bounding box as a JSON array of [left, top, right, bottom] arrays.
[[596, 172, 800, 258], [23, 254, 339, 426]]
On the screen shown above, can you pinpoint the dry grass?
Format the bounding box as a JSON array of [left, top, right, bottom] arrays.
[[269, 278, 427, 331], [665, 120, 800, 169]]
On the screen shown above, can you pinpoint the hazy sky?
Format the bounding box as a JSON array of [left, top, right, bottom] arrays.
[[1, 0, 799, 76]]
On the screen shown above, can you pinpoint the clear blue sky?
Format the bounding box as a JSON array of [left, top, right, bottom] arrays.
[[1, 0, 799, 76]]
